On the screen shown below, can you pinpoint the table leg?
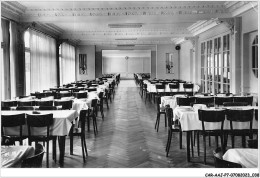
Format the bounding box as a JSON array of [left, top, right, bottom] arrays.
[[58, 136, 66, 167], [186, 131, 191, 162]]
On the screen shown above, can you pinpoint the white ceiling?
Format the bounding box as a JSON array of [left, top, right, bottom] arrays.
[[1, 1, 257, 46]]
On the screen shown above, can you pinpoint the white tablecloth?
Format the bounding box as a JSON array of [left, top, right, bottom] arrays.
[[173, 106, 258, 131], [1, 146, 35, 168], [161, 95, 187, 110], [223, 149, 258, 168], [1, 110, 78, 136]]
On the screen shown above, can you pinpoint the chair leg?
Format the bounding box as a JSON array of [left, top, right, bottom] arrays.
[[164, 113, 167, 127], [215, 136, 218, 147], [53, 137, 56, 162], [83, 136, 88, 157], [81, 136, 86, 163], [208, 136, 211, 146], [155, 113, 160, 132], [106, 99, 109, 109], [197, 132, 200, 156], [166, 132, 172, 157], [70, 132, 73, 155], [100, 105, 104, 120], [190, 131, 194, 157], [46, 141, 49, 168], [203, 135, 206, 164], [179, 131, 182, 149], [166, 130, 171, 151], [231, 135, 235, 148], [242, 136, 246, 148]]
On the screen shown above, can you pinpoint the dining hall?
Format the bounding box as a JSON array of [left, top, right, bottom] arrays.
[[0, 0, 259, 177]]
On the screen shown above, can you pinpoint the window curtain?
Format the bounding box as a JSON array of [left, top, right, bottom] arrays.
[[60, 43, 75, 85], [10, 21, 18, 98], [1, 19, 10, 100], [30, 29, 57, 92]]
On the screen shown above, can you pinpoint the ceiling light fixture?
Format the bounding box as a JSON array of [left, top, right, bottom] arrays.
[[108, 23, 143, 28], [115, 38, 137, 40]]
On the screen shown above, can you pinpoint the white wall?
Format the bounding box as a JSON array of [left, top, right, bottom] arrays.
[[241, 9, 258, 96], [76, 45, 96, 80], [180, 41, 193, 82], [156, 44, 178, 79]]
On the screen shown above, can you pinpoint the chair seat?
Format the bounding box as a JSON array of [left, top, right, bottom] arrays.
[[171, 124, 181, 130], [72, 127, 82, 134]]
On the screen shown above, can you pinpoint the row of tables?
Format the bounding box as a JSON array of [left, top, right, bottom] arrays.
[[1, 75, 119, 167], [160, 95, 258, 167]]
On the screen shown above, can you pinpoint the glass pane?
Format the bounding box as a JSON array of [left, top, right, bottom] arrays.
[[218, 53, 222, 68], [227, 34, 230, 50], [201, 55, 205, 68], [227, 51, 230, 68], [223, 35, 226, 51], [218, 37, 221, 50], [24, 30, 30, 48], [25, 51, 31, 95]]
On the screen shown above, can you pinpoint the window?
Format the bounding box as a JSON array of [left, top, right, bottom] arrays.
[[200, 34, 231, 94], [24, 30, 31, 95], [252, 35, 258, 78]]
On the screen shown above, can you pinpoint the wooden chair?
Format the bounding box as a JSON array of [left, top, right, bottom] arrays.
[[177, 97, 195, 106], [70, 109, 88, 162], [73, 92, 87, 99], [223, 102, 248, 107], [213, 147, 242, 168], [38, 106, 57, 110], [154, 96, 167, 132], [143, 83, 151, 103], [214, 97, 233, 106], [54, 100, 73, 110], [103, 89, 110, 109], [21, 144, 45, 168], [198, 109, 226, 164], [1, 113, 26, 145], [183, 83, 194, 96], [169, 83, 180, 96], [226, 109, 254, 148], [87, 99, 98, 135], [26, 114, 56, 168], [16, 106, 34, 110], [35, 100, 54, 107], [97, 92, 104, 119], [233, 96, 253, 106], [195, 97, 214, 107], [165, 106, 182, 157], [17, 101, 35, 106]]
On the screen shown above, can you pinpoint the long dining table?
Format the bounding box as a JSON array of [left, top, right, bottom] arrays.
[[172, 106, 258, 162], [1, 110, 78, 167]]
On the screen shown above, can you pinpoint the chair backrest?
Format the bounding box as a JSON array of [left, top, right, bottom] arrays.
[[73, 92, 87, 99], [233, 96, 253, 106], [213, 148, 242, 168], [27, 114, 53, 138], [54, 100, 73, 109], [21, 144, 45, 168], [57, 92, 71, 99], [91, 99, 98, 108], [255, 109, 258, 121], [226, 109, 254, 123], [165, 106, 173, 128], [177, 97, 195, 106], [78, 109, 88, 135], [17, 101, 35, 106], [2, 101, 17, 107], [215, 97, 233, 106], [223, 102, 248, 107], [198, 109, 226, 131], [86, 88, 97, 92], [1, 113, 26, 138], [35, 100, 54, 107], [38, 106, 57, 110], [16, 106, 34, 110], [183, 83, 193, 90], [1, 106, 11, 110], [195, 97, 215, 107], [169, 83, 179, 89]]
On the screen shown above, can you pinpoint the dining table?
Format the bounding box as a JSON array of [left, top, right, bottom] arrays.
[[1, 110, 78, 167], [172, 106, 258, 162], [223, 148, 258, 168], [1, 146, 35, 168]]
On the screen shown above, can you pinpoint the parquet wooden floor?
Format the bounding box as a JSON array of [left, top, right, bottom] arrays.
[[44, 80, 244, 168]]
